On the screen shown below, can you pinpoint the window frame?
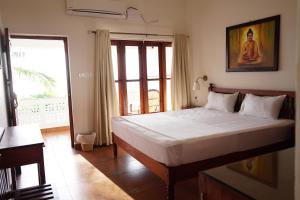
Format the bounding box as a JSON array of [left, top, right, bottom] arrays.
[[111, 40, 172, 115]]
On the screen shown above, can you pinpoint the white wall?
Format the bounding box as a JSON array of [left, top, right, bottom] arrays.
[[295, 0, 300, 198], [186, 0, 297, 199], [0, 0, 186, 135], [0, 0, 298, 198], [187, 0, 297, 106]]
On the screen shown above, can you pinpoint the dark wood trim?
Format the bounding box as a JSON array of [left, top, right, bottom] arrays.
[[62, 37, 75, 148], [120, 44, 128, 115], [147, 78, 162, 81], [3, 28, 17, 126], [111, 40, 171, 46], [209, 84, 295, 97], [112, 40, 172, 115], [113, 143, 118, 158], [111, 40, 118, 46], [113, 86, 295, 200], [140, 43, 148, 114], [209, 84, 295, 120], [10, 35, 68, 41], [138, 43, 143, 114], [158, 43, 165, 112], [116, 43, 126, 115], [9, 34, 75, 148]]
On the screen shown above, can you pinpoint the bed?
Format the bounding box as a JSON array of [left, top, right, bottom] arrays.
[[111, 85, 295, 200]]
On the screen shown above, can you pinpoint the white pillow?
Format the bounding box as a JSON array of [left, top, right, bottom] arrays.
[[239, 94, 286, 119], [205, 91, 239, 113]]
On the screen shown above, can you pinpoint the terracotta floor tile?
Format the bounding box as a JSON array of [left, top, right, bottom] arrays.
[[131, 185, 166, 200], [112, 168, 164, 194], [16, 131, 199, 200]]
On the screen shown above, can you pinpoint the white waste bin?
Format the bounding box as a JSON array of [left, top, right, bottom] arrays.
[[76, 132, 96, 151]]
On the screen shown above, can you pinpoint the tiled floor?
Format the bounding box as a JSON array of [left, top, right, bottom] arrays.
[[16, 131, 199, 200]]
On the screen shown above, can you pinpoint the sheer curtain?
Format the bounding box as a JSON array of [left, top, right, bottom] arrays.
[[94, 30, 119, 146], [171, 34, 191, 111]]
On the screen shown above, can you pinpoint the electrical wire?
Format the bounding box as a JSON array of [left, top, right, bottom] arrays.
[[125, 7, 159, 24]]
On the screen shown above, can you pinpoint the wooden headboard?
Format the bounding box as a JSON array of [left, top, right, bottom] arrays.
[[209, 84, 295, 120]]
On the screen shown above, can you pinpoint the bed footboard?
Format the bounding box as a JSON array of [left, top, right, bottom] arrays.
[[112, 131, 294, 200], [112, 133, 175, 200], [112, 140, 118, 158]]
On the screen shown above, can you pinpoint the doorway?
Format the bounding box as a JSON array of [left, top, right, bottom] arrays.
[[7, 34, 74, 146]]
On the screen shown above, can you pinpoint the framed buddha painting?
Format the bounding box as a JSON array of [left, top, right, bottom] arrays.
[[226, 15, 280, 72]]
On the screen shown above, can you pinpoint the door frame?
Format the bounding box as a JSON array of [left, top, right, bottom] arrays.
[[9, 34, 75, 148], [3, 28, 17, 126]]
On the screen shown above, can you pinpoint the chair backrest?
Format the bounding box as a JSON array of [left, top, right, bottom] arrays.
[[0, 169, 10, 200]]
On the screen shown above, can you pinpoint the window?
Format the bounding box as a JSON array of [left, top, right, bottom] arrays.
[[111, 40, 172, 115]]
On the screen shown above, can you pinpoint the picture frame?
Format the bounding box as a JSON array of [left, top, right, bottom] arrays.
[[228, 153, 277, 188], [226, 15, 280, 72]]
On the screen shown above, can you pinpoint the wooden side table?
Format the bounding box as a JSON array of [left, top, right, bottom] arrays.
[[0, 125, 45, 189]]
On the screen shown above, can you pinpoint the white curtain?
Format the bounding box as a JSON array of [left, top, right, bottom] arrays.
[[94, 30, 119, 146], [171, 34, 191, 110]]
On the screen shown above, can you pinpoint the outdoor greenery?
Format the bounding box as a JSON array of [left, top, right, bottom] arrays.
[[14, 66, 56, 98]]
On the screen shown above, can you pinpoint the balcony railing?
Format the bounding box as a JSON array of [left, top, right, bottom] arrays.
[[16, 97, 69, 129]]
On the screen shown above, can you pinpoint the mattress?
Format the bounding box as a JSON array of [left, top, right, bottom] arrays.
[[111, 108, 294, 166]]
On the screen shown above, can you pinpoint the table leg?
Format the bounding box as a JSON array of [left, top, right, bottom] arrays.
[[166, 183, 174, 200], [15, 166, 22, 175], [166, 168, 175, 200], [113, 143, 118, 158], [10, 168, 16, 190], [37, 151, 46, 185], [37, 161, 46, 185]]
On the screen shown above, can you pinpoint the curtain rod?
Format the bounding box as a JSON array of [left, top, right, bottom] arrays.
[[88, 30, 189, 38]]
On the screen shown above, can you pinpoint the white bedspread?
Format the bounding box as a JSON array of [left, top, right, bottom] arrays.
[[112, 108, 294, 166]]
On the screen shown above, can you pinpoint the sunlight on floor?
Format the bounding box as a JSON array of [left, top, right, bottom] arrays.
[[16, 131, 199, 200], [16, 131, 133, 200]]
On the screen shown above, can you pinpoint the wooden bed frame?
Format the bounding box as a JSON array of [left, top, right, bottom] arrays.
[[112, 84, 295, 200]]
